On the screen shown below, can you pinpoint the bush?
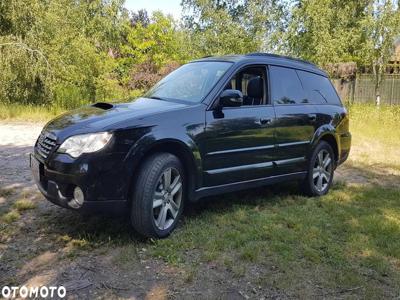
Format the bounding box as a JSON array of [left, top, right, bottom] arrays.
[[129, 61, 180, 90]]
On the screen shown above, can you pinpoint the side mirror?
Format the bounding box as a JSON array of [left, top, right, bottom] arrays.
[[219, 89, 243, 107]]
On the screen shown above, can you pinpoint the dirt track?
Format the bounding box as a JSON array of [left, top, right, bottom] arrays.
[[0, 123, 42, 188]]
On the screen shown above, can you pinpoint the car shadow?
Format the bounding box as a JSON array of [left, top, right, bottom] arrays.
[[184, 181, 300, 218]]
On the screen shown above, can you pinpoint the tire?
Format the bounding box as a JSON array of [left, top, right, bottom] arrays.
[[301, 141, 335, 196], [131, 153, 185, 238]]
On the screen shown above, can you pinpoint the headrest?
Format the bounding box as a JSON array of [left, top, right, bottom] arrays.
[[247, 77, 263, 99]]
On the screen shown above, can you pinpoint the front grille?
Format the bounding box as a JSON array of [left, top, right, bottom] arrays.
[[36, 131, 57, 159]]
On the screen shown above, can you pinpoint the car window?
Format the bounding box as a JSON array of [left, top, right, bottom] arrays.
[[224, 66, 267, 106], [145, 61, 232, 103], [297, 70, 341, 105], [269, 66, 307, 105]]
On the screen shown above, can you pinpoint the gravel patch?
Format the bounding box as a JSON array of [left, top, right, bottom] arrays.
[[0, 123, 44, 188]]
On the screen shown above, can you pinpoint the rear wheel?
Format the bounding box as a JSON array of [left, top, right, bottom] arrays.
[[301, 141, 334, 196], [131, 153, 184, 238]]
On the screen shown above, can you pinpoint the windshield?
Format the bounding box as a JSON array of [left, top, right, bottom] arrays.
[[144, 61, 232, 103]]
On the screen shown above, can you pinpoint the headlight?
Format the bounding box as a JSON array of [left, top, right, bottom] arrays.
[[58, 132, 112, 158]]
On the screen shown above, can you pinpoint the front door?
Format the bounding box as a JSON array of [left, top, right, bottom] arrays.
[[200, 66, 277, 187]]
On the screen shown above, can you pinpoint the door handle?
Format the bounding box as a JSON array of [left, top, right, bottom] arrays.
[[308, 114, 317, 122], [256, 118, 272, 125]]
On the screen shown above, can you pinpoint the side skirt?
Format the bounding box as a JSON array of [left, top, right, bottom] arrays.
[[193, 171, 307, 201]]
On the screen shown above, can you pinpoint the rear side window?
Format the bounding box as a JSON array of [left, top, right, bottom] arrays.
[[269, 66, 307, 105], [297, 70, 341, 105]]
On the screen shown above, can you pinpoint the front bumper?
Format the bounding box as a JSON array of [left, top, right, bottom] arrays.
[[30, 153, 129, 216]]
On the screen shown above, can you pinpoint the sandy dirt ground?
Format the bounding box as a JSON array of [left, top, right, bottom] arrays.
[[0, 123, 43, 188]]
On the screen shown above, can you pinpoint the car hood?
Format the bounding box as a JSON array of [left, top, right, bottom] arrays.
[[44, 98, 188, 140]]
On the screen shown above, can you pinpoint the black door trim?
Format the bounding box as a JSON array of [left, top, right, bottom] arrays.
[[194, 171, 307, 200]]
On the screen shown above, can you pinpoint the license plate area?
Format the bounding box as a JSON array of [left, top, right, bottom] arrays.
[[30, 154, 43, 183]]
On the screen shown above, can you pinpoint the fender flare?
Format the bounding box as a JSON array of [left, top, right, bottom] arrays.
[[310, 124, 340, 163], [123, 132, 202, 202]]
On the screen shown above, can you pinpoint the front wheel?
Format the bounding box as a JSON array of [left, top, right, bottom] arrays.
[[131, 153, 184, 238], [301, 141, 335, 196]]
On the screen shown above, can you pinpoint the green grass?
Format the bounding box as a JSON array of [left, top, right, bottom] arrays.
[[147, 183, 400, 296], [1, 210, 21, 224], [348, 103, 400, 170], [13, 199, 37, 211], [139, 104, 400, 296], [147, 104, 400, 296], [0, 103, 65, 122], [0, 90, 143, 121]]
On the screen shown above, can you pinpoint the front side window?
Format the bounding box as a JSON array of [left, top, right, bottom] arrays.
[[270, 66, 307, 105], [145, 61, 232, 103], [223, 66, 267, 106]]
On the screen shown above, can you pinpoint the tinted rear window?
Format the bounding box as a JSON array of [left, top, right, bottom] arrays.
[[297, 70, 341, 105], [269, 66, 307, 105]]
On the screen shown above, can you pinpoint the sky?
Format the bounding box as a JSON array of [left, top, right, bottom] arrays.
[[124, 0, 183, 20]]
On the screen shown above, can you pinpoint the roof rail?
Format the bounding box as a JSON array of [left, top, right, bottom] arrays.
[[246, 52, 317, 67]]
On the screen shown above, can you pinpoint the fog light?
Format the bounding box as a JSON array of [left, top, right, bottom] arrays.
[[68, 186, 84, 209]]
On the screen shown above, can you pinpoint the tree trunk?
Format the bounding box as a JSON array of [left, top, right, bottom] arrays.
[[373, 62, 383, 106]]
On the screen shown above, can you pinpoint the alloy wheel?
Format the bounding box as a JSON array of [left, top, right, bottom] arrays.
[[152, 167, 183, 230], [313, 149, 332, 193]]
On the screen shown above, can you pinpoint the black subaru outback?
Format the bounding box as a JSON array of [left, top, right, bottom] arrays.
[[31, 53, 351, 238]]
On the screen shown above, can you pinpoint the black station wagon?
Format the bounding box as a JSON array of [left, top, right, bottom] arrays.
[[31, 53, 351, 238]]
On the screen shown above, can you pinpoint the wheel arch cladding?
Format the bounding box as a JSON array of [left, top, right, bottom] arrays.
[[319, 134, 339, 164], [127, 139, 200, 203]]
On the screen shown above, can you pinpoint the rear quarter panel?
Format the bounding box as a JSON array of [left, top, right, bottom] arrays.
[[314, 104, 351, 164]]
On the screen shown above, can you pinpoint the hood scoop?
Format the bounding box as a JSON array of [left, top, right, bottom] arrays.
[[92, 102, 114, 110]]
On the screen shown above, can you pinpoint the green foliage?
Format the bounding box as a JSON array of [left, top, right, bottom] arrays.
[[0, 0, 399, 112], [287, 0, 400, 70], [1, 210, 20, 224], [0, 0, 127, 108], [181, 0, 288, 55], [360, 1, 400, 95], [13, 199, 36, 211], [121, 12, 185, 67], [118, 12, 188, 88], [0, 37, 50, 105], [287, 0, 368, 65]]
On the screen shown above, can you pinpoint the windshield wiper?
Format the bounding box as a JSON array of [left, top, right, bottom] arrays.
[[148, 96, 167, 101]]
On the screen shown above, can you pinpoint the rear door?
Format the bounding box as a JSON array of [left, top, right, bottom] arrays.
[[269, 65, 317, 175], [200, 65, 277, 187]]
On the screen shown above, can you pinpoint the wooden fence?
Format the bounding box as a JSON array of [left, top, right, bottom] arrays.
[[332, 74, 400, 105]]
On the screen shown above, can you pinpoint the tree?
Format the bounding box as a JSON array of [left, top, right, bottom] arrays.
[[115, 11, 188, 89], [130, 9, 150, 27], [360, 0, 400, 104], [286, 0, 372, 66], [181, 0, 287, 55], [286, 0, 399, 105], [0, 0, 127, 106]]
